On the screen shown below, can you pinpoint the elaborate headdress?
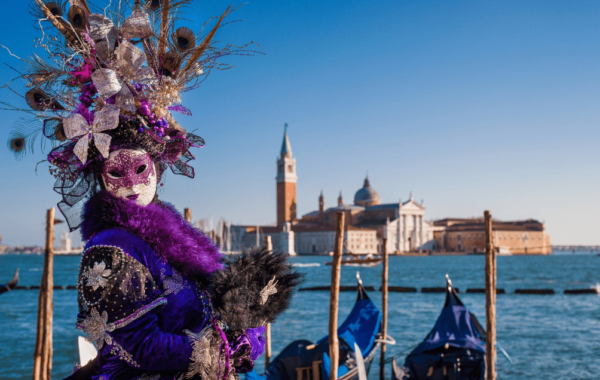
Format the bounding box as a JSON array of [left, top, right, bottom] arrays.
[[3, 0, 251, 230]]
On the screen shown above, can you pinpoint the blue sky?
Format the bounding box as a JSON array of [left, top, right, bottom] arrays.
[[1, 0, 600, 246]]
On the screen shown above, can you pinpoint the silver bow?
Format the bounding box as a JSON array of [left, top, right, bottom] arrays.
[[88, 14, 115, 41], [116, 85, 136, 114], [88, 14, 117, 61], [115, 41, 147, 79], [63, 104, 120, 163], [91, 69, 121, 99], [121, 8, 152, 39], [135, 67, 158, 85]]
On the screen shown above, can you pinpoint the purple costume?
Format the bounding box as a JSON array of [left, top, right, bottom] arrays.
[[69, 191, 262, 380]]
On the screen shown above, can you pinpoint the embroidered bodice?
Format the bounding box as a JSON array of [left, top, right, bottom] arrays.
[[76, 228, 213, 379]]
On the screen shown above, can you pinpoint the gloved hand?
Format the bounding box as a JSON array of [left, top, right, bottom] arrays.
[[228, 326, 266, 373], [246, 326, 266, 360]]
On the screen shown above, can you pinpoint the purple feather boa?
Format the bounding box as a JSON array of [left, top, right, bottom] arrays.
[[81, 191, 223, 276]]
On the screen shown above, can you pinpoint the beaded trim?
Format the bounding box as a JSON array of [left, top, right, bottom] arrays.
[[78, 245, 126, 309], [76, 297, 167, 332], [109, 339, 141, 368], [112, 298, 167, 329], [160, 268, 190, 296], [137, 373, 161, 380], [75, 299, 166, 369]]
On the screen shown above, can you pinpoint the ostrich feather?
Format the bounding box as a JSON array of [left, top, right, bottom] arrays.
[[211, 247, 303, 331]]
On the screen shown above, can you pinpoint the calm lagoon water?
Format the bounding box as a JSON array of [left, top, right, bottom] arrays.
[[0, 253, 599, 379]]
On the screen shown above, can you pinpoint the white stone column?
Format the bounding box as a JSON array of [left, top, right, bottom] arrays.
[[397, 200, 402, 253], [280, 222, 296, 255], [420, 215, 424, 252]]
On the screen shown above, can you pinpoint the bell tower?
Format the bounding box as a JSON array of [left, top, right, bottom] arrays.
[[319, 191, 325, 214], [276, 124, 297, 226]]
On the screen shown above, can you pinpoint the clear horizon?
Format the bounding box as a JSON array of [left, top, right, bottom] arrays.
[[1, 0, 600, 246]]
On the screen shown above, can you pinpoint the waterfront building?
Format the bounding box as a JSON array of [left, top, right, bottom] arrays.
[[433, 218, 551, 255], [230, 126, 435, 255], [54, 232, 83, 255], [227, 126, 552, 255]]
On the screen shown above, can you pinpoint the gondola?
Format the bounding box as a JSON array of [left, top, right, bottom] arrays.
[[325, 258, 382, 267], [0, 268, 19, 295], [392, 275, 486, 380], [247, 273, 382, 380]]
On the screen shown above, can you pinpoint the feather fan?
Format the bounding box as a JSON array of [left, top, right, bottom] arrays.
[[211, 247, 303, 331]]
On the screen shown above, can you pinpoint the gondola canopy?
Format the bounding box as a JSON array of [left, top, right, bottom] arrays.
[[396, 275, 486, 380]]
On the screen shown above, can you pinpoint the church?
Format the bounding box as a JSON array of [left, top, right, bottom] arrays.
[[229, 126, 437, 255]]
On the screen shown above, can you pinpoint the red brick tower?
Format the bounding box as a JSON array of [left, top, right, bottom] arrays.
[[276, 124, 297, 226]]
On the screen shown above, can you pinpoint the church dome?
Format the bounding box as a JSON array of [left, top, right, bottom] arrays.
[[354, 177, 381, 207]]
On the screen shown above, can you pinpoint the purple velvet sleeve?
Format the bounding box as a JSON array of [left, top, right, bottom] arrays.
[[246, 326, 266, 361], [107, 311, 193, 371]]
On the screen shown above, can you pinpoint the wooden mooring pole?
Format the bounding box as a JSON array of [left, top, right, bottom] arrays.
[[264, 236, 273, 368], [329, 212, 345, 380], [484, 210, 497, 380], [33, 208, 55, 380], [380, 238, 389, 380], [184, 208, 192, 223]]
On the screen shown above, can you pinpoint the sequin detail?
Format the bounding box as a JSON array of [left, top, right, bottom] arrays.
[[259, 277, 278, 305], [102, 150, 156, 191], [111, 298, 167, 330], [81, 308, 114, 349], [109, 339, 140, 368], [160, 268, 189, 296], [184, 327, 214, 379], [137, 373, 161, 380], [77, 245, 160, 318], [82, 261, 112, 291]]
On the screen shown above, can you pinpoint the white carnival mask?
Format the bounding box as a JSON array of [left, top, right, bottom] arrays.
[[101, 149, 157, 206]]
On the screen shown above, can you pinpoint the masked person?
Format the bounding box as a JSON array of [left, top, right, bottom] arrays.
[[6, 1, 301, 379]]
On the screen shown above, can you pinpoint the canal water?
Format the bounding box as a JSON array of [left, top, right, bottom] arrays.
[[0, 253, 598, 379]]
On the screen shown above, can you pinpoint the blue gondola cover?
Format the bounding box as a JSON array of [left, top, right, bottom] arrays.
[[247, 277, 381, 380], [399, 279, 486, 380]]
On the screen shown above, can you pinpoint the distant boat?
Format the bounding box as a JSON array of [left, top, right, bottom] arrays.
[[247, 273, 383, 380], [325, 257, 382, 267], [292, 263, 321, 267], [392, 275, 486, 380], [0, 269, 19, 295]]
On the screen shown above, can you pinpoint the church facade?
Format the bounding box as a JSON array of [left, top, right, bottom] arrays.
[[229, 126, 436, 255]]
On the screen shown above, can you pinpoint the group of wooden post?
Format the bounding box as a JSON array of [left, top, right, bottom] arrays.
[[327, 211, 391, 380], [31, 207, 496, 380], [327, 210, 497, 380]]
